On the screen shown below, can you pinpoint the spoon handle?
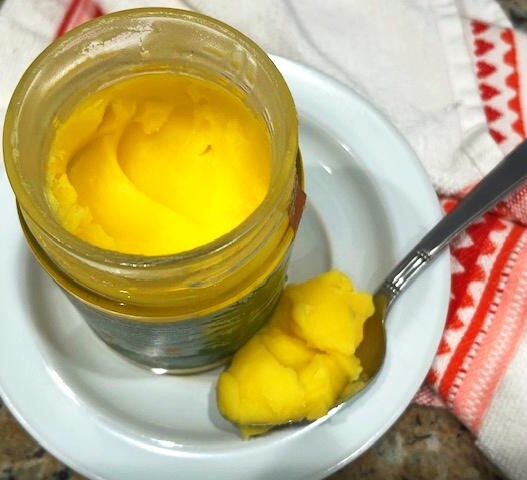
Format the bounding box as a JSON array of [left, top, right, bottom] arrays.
[[381, 139, 527, 303]]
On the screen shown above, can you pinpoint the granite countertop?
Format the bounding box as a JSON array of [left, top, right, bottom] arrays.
[[0, 396, 503, 480]]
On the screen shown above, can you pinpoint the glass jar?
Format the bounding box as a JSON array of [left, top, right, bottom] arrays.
[[3, 8, 302, 373]]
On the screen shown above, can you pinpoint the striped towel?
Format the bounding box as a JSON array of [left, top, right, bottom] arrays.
[[1, 0, 527, 478]]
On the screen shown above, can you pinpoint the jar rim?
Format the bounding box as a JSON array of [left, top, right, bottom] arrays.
[[3, 7, 298, 268]]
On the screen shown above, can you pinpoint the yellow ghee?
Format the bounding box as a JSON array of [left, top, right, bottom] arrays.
[[46, 73, 271, 256], [217, 270, 374, 436]]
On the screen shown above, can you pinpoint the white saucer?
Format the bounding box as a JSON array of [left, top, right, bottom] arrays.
[[0, 56, 450, 480]]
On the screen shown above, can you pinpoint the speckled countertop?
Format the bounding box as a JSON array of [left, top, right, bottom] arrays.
[[0, 396, 503, 480]]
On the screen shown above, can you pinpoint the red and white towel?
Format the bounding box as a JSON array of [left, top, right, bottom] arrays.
[[1, 0, 527, 478]]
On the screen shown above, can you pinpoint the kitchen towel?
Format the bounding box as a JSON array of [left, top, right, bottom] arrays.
[[1, 0, 527, 478]]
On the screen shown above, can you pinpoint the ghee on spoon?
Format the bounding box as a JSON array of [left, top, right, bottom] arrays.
[[243, 138, 527, 431]]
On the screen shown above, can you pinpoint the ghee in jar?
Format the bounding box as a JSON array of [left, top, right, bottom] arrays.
[[46, 73, 272, 256], [6, 8, 300, 373]]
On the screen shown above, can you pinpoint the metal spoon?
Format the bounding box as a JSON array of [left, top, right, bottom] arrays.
[[246, 138, 527, 430], [356, 139, 527, 385]]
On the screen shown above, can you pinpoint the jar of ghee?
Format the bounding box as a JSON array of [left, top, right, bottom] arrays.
[[3, 9, 302, 373]]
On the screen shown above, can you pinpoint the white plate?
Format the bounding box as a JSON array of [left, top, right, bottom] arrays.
[[0, 56, 450, 480]]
